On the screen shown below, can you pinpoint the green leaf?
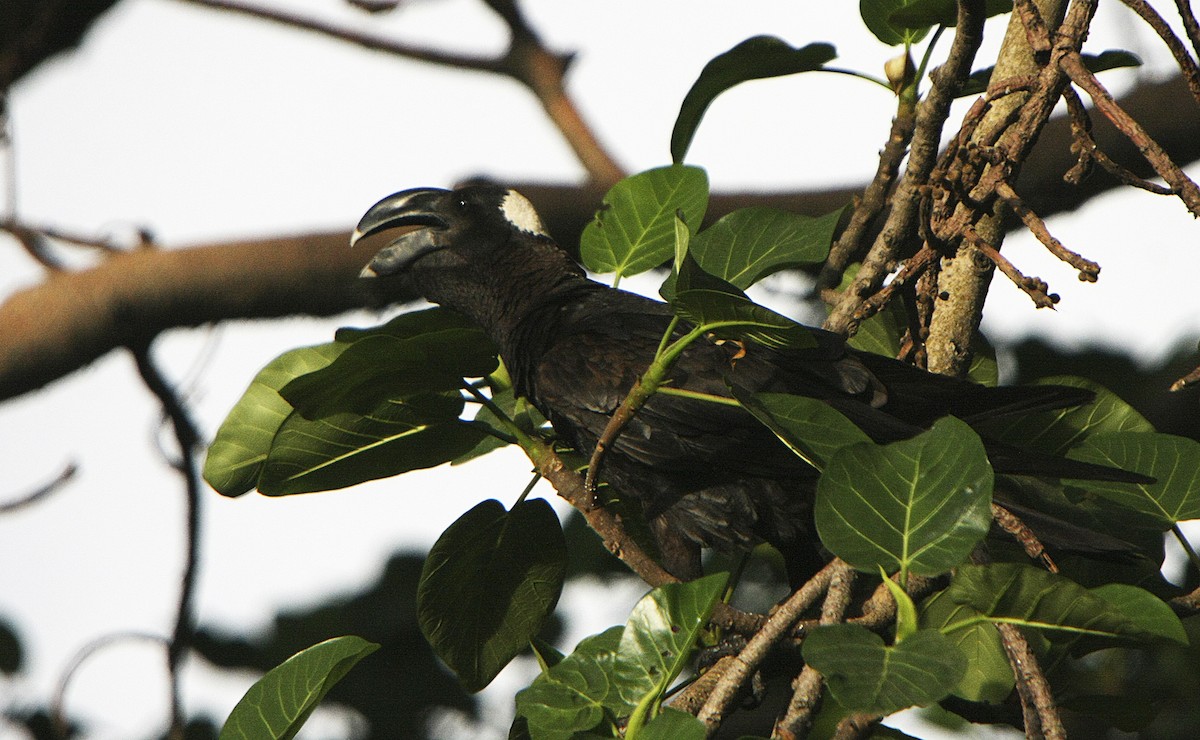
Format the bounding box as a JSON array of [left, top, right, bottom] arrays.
[[860, 0, 932, 46], [419, 498, 567, 692], [974, 376, 1153, 456], [883, 574, 919, 642], [736, 391, 871, 470], [219, 635, 379, 740], [204, 342, 347, 497], [616, 574, 727, 726], [671, 37, 836, 163], [815, 417, 994, 577], [886, 0, 1013, 31], [1090, 583, 1189, 645], [637, 707, 706, 740], [687, 206, 841, 288], [671, 288, 819, 351], [802, 624, 966, 714], [944, 563, 1187, 645], [257, 393, 488, 495], [515, 627, 625, 739], [580, 165, 709, 279], [281, 311, 497, 418], [1067, 432, 1200, 526], [919, 590, 1014, 702], [454, 385, 547, 465]]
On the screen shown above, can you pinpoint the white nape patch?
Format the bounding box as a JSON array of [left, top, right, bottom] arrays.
[[499, 189, 548, 236]]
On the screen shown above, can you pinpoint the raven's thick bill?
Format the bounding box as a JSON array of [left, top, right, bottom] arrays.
[[352, 184, 1141, 580]]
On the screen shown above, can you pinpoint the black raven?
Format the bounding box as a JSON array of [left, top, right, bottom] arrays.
[[351, 184, 1137, 579]]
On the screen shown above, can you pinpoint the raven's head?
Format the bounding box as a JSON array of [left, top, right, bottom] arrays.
[[351, 184, 558, 278]]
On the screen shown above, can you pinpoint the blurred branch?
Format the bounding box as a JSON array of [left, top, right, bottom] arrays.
[[0, 462, 76, 514], [52, 631, 171, 738], [175, 0, 624, 185], [130, 342, 202, 740]]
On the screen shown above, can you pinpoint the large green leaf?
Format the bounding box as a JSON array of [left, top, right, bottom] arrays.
[[615, 574, 727, 724], [219, 635, 379, 740], [1067, 432, 1200, 526], [802, 624, 966, 714], [943, 563, 1187, 645], [815, 416, 994, 577], [974, 376, 1153, 455], [639, 707, 706, 740], [686, 206, 841, 288], [257, 393, 488, 495], [736, 391, 871, 471], [418, 498, 567, 692], [204, 342, 348, 497], [579, 165, 708, 279], [919, 590, 1013, 703], [515, 627, 625, 739], [671, 36, 835, 163], [281, 311, 497, 418], [671, 288, 819, 350]]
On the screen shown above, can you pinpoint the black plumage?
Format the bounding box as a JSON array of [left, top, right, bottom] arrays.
[[351, 184, 1137, 579]]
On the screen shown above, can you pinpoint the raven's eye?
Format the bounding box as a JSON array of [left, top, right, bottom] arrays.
[[457, 198, 469, 210]]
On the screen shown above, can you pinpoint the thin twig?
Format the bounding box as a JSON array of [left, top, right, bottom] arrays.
[[965, 227, 1058, 309], [1060, 51, 1200, 216], [696, 560, 843, 736], [175, 0, 624, 185], [0, 462, 76, 514], [994, 180, 1099, 282], [1060, 87, 1176, 194], [52, 632, 171, 738], [130, 344, 203, 740], [1119, 0, 1200, 104], [1177, 0, 1200, 59]]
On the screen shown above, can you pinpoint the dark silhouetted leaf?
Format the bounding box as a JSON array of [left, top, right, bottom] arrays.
[[815, 417, 994, 576], [958, 49, 1142, 97], [860, 0, 932, 46], [886, 0, 1013, 32], [802, 624, 966, 714], [671, 37, 835, 163], [419, 498, 567, 692], [219, 635, 379, 740]]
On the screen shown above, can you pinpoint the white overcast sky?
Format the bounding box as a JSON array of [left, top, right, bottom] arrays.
[[0, 1, 1197, 738]]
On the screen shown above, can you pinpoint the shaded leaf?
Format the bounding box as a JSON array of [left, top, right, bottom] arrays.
[[671, 287, 819, 351], [860, 0, 932, 46], [580, 165, 708, 279], [1067, 432, 1200, 526], [639, 707, 706, 740], [919, 590, 1014, 702], [671, 37, 835, 163], [219, 635, 379, 740], [887, 0, 1013, 31], [974, 376, 1153, 456], [258, 393, 487, 495], [281, 312, 497, 418], [515, 627, 625, 739], [419, 499, 567, 692], [204, 342, 347, 497], [802, 624, 965, 714], [736, 391, 871, 470], [944, 563, 1187, 645], [815, 417, 994, 576]]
